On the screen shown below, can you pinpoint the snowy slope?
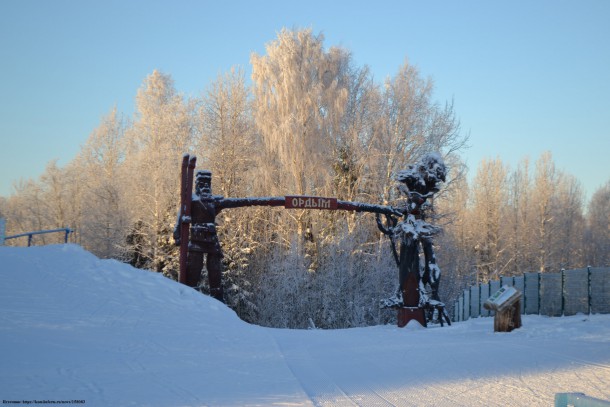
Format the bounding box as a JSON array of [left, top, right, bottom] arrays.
[[1, 245, 608, 407]]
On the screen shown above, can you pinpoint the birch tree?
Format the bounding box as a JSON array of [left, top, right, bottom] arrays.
[[2, 179, 47, 245], [251, 28, 349, 198], [554, 174, 585, 269], [506, 158, 534, 274], [124, 70, 195, 274], [196, 67, 259, 318], [332, 64, 379, 202], [251, 28, 353, 281], [585, 181, 610, 267], [436, 167, 476, 292], [39, 161, 69, 234], [532, 151, 558, 272], [471, 158, 509, 282], [75, 107, 129, 258], [197, 67, 255, 197], [369, 62, 463, 205]]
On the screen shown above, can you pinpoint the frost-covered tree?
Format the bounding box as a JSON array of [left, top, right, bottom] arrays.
[[195, 67, 260, 318], [505, 158, 534, 274], [435, 168, 476, 297], [197, 67, 255, 197], [2, 161, 80, 246], [74, 107, 129, 258], [59, 161, 86, 246], [553, 174, 585, 269], [39, 161, 69, 233], [471, 158, 509, 282], [586, 180, 610, 266], [331, 63, 377, 202], [251, 28, 354, 280], [2, 179, 47, 245], [532, 151, 558, 272], [123, 70, 195, 275], [251, 28, 349, 198], [369, 62, 463, 205]]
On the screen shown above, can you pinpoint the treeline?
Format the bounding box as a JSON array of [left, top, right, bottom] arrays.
[[438, 154, 610, 288], [1, 29, 608, 328]]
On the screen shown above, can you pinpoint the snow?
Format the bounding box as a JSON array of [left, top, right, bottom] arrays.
[[395, 214, 441, 240], [395, 153, 446, 192], [1, 245, 609, 407]]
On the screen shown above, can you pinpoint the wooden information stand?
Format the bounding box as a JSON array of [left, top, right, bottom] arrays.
[[484, 285, 522, 332]]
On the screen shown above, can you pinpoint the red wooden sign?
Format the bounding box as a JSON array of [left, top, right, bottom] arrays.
[[285, 196, 338, 210]]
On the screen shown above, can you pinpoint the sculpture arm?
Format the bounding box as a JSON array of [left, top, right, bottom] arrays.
[[336, 200, 403, 217], [376, 213, 398, 235], [218, 197, 285, 211]]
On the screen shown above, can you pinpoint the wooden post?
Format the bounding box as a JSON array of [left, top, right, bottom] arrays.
[[397, 269, 427, 327], [397, 307, 427, 328], [493, 299, 522, 332]]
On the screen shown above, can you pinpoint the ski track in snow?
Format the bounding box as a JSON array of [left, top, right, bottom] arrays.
[[1, 244, 609, 407]]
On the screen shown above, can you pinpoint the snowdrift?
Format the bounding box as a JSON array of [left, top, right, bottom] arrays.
[[1, 244, 609, 406]]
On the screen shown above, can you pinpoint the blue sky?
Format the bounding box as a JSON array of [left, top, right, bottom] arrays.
[[1, 0, 609, 200]]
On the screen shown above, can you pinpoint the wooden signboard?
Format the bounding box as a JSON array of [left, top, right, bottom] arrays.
[[483, 285, 521, 312]]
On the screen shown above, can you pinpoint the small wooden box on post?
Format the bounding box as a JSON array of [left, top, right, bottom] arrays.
[[484, 285, 522, 332]]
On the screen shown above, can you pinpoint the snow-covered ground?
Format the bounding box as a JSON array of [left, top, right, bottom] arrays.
[[1, 244, 608, 407]]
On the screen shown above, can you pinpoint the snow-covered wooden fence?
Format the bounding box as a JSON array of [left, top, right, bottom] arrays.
[[453, 267, 610, 322]]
